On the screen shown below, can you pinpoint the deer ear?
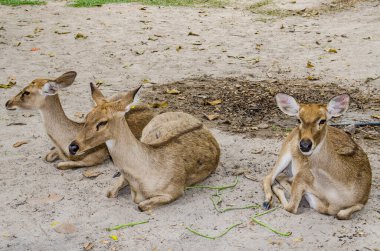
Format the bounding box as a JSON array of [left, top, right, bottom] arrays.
[[327, 94, 350, 118], [41, 81, 59, 96], [90, 82, 106, 106], [275, 93, 299, 116], [54, 71, 77, 88], [124, 85, 142, 113]]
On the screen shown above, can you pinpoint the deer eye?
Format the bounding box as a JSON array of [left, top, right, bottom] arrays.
[[319, 119, 326, 125], [96, 121, 108, 131], [23, 91, 30, 96], [297, 119, 301, 124]]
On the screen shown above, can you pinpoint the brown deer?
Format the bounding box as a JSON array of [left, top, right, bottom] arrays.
[[262, 93, 372, 220], [69, 84, 220, 211], [5, 72, 153, 170]]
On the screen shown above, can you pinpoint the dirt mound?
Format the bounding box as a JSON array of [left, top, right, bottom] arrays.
[[141, 77, 379, 137]]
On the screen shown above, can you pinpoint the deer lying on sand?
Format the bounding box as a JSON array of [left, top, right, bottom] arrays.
[[69, 84, 220, 211], [5, 72, 153, 170], [263, 93, 371, 220]]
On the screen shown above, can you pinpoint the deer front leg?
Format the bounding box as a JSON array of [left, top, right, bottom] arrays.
[[107, 174, 129, 198], [56, 151, 106, 170], [263, 150, 292, 209], [45, 148, 60, 162], [282, 170, 313, 214], [138, 191, 183, 212]]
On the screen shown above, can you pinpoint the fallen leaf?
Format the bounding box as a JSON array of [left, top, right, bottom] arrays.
[[207, 99, 222, 106], [139, 6, 147, 10], [326, 48, 337, 53], [148, 36, 158, 41], [176, 46, 183, 52], [31, 47, 40, 52], [306, 61, 314, 68], [258, 123, 270, 129], [188, 31, 199, 36], [54, 223, 77, 234], [204, 113, 219, 121], [135, 50, 145, 55], [75, 33, 88, 39], [151, 101, 168, 108], [47, 52, 55, 57], [13, 141, 28, 148], [192, 41, 202, 45], [0, 76, 16, 89], [100, 240, 110, 245], [83, 242, 94, 250], [94, 81, 103, 88], [307, 76, 319, 81], [50, 221, 60, 227], [109, 235, 118, 241], [166, 89, 181, 95], [54, 30, 70, 35], [371, 114, 380, 119], [293, 237, 304, 243], [82, 170, 103, 178]]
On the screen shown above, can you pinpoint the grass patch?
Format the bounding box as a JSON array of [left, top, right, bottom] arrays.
[[248, 0, 272, 10], [70, 0, 226, 7], [0, 0, 45, 5]]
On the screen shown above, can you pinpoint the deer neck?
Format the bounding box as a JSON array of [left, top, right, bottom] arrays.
[[106, 116, 153, 174], [39, 95, 80, 147]]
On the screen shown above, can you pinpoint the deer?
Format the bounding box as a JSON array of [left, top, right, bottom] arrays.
[[5, 71, 154, 170], [68, 83, 220, 211], [262, 93, 372, 220]]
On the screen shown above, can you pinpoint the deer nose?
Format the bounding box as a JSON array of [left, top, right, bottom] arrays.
[[69, 141, 79, 155], [5, 100, 11, 109], [299, 139, 312, 153]]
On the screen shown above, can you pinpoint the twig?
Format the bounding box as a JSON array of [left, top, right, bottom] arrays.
[[106, 220, 149, 231], [251, 208, 292, 237], [185, 222, 242, 240], [186, 176, 239, 190]]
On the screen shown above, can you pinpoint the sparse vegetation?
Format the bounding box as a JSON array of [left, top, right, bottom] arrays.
[[70, 0, 226, 7], [0, 0, 45, 5]]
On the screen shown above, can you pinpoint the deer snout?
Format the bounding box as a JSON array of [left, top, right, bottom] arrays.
[[5, 100, 15, 110], [299, 139, 313, 153], [69, 141, 79, 155]]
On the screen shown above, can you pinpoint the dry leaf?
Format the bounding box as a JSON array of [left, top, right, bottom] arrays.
[[151, 101, 168, 108], [371, 114, 380, 119], [31, 47, 40, 52], [13, 141, 28, 148], [54, 223, 77, 234], [307, 76, 319, 81], [188, 31, 199, 36], [0, 76, 16, 89], [326, 48, 337, 53], [148, 36, 158, 41], [109, 235, 118, 241], [50, 221, 60, 227], [176, 46, 183, 52], [306, 61, 314, 68], [166, 89, 181, 95], [83, 242, 94, 250], [139, 6, 147, 10], [54, 30, 70, 35], [75, 33, 88, 39], [135, 50, 145, 55], [293, 237, 304, 243], [204, 113, 219, 121], [207, 99, 222, 106], [82, 170, 103, 178]]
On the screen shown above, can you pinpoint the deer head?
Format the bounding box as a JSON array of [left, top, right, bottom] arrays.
[[276, 93, 350, 156], [68, 83, 141, 155], [5, 71, 77, 110]]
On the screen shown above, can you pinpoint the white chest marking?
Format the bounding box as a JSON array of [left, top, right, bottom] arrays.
[[106, 139, 115, 150]]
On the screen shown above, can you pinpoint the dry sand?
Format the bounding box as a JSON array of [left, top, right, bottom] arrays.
[[0, 0, 379, 250]]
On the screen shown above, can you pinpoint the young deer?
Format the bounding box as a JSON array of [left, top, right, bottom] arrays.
[[69, 84, 220, 211], [5, 72, 153, 170], [262, 93, 372, 220]]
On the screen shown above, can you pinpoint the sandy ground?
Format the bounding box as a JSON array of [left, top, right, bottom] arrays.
[[0, 0, 380, 250]]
